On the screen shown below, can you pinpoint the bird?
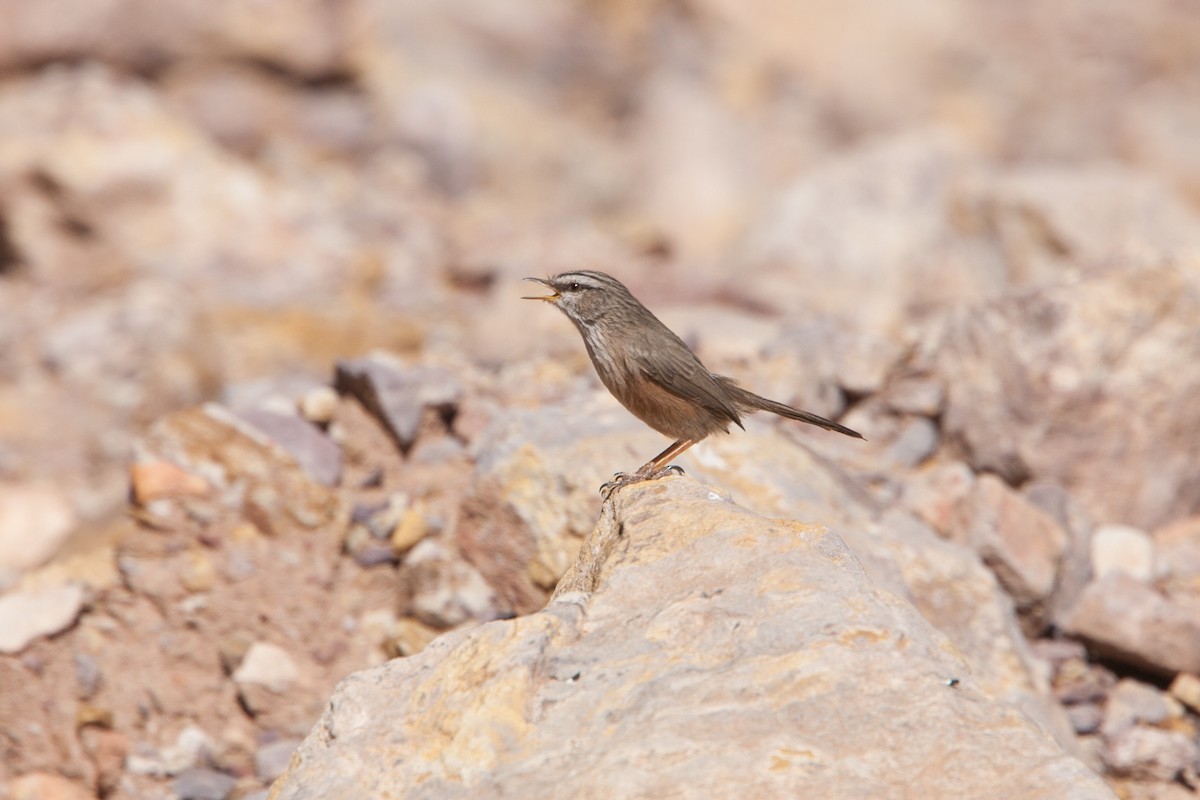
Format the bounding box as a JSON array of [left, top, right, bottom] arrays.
[[523, 270, 863, 496]]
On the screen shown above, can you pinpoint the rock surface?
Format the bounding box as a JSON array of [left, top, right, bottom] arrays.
[[271, 478, 1112, 800]]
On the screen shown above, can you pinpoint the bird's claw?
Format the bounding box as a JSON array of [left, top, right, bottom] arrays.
[[598, 465, 685, 499], [599, 473, 633, 499]]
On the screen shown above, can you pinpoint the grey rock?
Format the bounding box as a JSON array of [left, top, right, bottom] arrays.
[[882, 375, 944, 416], [335, 354, 462, 452], [73, 651, 102, 699], [1066, 703, 1103, 735], [233, 408, 342, 487], [171, 767, 237, 800], [884, 416, 938, 467], [1103, 726, 1200, 782], [401, 539, 497, 629], [254, 737, 301, 784], [1060, 573, 1200, 676], [1100, 679, 1181, 738], [958, 474, 1067, 620]]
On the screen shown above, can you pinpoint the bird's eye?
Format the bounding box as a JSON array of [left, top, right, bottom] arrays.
[[567, 282, 581, 292]]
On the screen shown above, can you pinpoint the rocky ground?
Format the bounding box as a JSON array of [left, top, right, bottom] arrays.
[[2, 1, 1200, 798]]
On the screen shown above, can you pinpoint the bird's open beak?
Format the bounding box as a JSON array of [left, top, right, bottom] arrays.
[[522, 277, 559, 302]]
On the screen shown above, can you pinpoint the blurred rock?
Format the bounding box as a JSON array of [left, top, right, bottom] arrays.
[[1066, 703, 1103, 736], [1060, 573, 1200, 676], [0, 0, 349, 77], [1100, 679, 1183, 738], [1091, 525, 1155, 582], [135, 405, 340, 536], [254, 738, 300, 784], [736, 132, 985, 332], [127, 725, 213, 777], [1024, 481, 1095, 625], [884, 416, 938, 468], [7, 772, 94, 800], [1103, 726, 1200, 783], [172, 767, 238, 800], [233, 408, 343, 488], [965, 165, 1200, 284], [297, 386, 339, 426], [335, 355, 463, 453], [0, 481, 77, 577], [272, 478, 1111, 799], [73, 651, 102, 699], [79, 726, 127, 796], [0, 583, 85, 653], [956, 474, 1067, 624], [129, 461, 211, 506], [937, 267, 1200, 530], [401, 539, 497, 629], [902, 460, 975, 537], [458, 400, 651, 612], [881, 375, 944, 417], [1152, 515, 1200, 590], [1168, 673, 1200, 714], [233, 642, 300, 696]]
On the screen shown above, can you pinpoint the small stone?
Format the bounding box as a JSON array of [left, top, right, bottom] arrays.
[[391, 504, 429, 554], [1092, 524, 1154, 582], [342, 525, 373, 557], [352, 545, 399, 568], [384, 617, 439, 658], [129, 461, 210, 506], [0, 482, 77, 575], [902, 460, 975, 537], [884, 416, 938, 468], [883, 376, 944, 416], [234, 408, 343, 487], [1168, 672, 1200, 715], [298, 386, 339, 425], [73, 651, 102, 699], [1103, 725, 1200, 782], [1051, 658, 1115, 705], [172, 767, 238, 800], [254, 738, 301, 783], [180, 550, 217, 593], [158, 725, 215, 775], [959, 474, 1067, 616], [8, 772, 95, 800], [1101, 678, 1181, 737], [1028, 638, 1087, 666], [0, 584, 86, 654], [334, 355, 463, 452], [1065, 703, 1103, 735], [402, 539, 497, 629], [365, 492, 409, 539], [1060, 573, 1200, 676], [233, 642, 299, 694]]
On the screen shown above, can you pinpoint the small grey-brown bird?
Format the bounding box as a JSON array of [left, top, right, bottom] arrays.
[[524, 270, 863, 495]]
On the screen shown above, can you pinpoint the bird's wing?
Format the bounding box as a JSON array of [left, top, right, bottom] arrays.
[[633, 338, 745, 430]]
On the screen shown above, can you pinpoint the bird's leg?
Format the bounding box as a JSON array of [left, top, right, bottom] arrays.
[[600, 438, 699, 498]]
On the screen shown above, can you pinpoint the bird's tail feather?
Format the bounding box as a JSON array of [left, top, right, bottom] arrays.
[[732, 387, 865, 440]]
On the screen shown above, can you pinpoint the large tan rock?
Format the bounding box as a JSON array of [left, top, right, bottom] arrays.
[[936, 266, 1200, 530], [271, 478, 1111, 799]]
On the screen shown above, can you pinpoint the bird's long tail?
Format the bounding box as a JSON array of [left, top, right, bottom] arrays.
[[729, 385, 865, 440]]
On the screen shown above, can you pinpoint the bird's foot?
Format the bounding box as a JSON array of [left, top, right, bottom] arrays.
[[598, 464, 686, 499]]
